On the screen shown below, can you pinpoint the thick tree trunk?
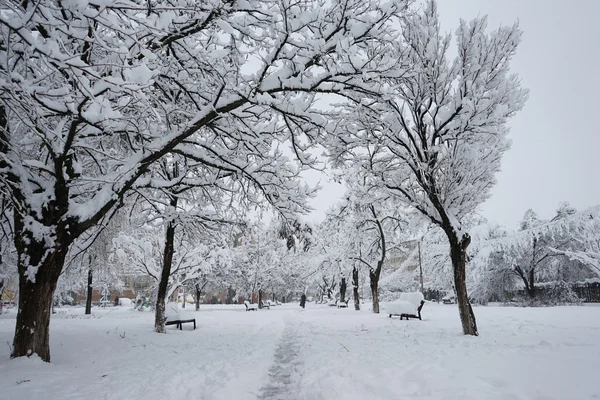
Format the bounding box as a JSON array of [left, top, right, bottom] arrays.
[[12, 243, 68, 362], [85, 267, 93, 315], [12, 273, 56, 361], [258, 288, 263, 309], [370, 270, 380, 314], [449, 236, 478, 336], [155, 218, 176, 334], [340, 277, 347, 304], [11, 203, 73, 362], [352, 267, 360, 311]]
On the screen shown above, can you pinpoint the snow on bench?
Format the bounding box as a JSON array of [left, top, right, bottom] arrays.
[[244, 300, 258, 311], [260, 300, 270, 310], [165, 302, 196, 330], [384, 292, 425, 320], [337, 300, 349, 308]]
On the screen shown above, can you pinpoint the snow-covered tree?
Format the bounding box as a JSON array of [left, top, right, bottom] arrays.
[[520, 209, 544, 231], [0, 0, 408, 361], [469, 206, 600, 303], [551, 202, 577, 222], [329, 1, 527, 334], [112, 192, 236, 330], [322, 186, 411, 313]]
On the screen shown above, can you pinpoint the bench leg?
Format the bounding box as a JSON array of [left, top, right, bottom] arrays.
[[193, 320, 196, 330], [179, 322, 182, 330]]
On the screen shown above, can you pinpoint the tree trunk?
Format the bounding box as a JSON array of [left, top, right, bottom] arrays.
[[11, 242, 68, 362], [340, 277, 347, 304], [195, 285, 201, 311], [449, 236, 478, 336], [155, 217, 177, 334], [0, 279, 4, 314], [352, 266, 360, 311], [529, 268, 536, 298], [85, 267, 93, 315], [11, 203, 74, 362], [370, 270, 380, 314], [258, 288, 263, 309]]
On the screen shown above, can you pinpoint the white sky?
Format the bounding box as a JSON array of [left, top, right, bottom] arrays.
[[303, 0, 600, 230]]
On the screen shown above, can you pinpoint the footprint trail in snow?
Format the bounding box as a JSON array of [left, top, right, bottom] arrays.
[[258, 320, 303, 400]]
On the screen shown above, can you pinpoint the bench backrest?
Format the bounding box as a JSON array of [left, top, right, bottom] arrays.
[[417, 300, 425, 318], [399, 291, 424, 307], [165, 302, 181, 321]]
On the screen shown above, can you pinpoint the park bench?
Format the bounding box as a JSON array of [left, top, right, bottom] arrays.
[[260, 300, 270, 310], [165, 319, 196, 330], [384, 292, 425, 320], [165, 302, 196, 330], [244, 300, 258, 311], [337, 300, 349, 308]]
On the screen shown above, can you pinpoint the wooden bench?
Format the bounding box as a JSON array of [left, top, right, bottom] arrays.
[[244, 300, 258, 311], [165, 318, 196, 330]]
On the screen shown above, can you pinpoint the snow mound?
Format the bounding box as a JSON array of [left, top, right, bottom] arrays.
[[399, 291, 424, 305], [119, 298, 133, 307]]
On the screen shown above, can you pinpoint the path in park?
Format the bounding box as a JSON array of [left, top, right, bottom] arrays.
[[258, 317, 304, 400]]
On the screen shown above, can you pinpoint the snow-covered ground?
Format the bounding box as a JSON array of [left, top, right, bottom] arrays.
[[0, 302, 598, 399]]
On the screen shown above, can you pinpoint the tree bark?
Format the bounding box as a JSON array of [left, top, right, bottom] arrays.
[[369, 205, 385, 314], [448, 235, 478, 336], [258, 288, 263, 309], [154, 201, 177, 333], [352, 266, 360, 311], [370, 270, 380, 314], [11, 238, 68, 361], [0, 279, 4, 314], [340, 277, 347, 304], [195, 284, 201, 311], [529, 268, 536, 298], [85, 267, 93, 315]]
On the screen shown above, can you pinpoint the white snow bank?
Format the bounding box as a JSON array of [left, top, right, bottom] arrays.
[[1, 304, 599, 399], [118, 298, 132, 306], [399, 291, 424, 305], [384, 300, 417, 315]]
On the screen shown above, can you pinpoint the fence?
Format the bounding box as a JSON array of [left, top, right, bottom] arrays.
[[572, 282, 600, 302]]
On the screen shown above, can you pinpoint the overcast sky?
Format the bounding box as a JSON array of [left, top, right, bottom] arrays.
[[303, 0, 600, 230]]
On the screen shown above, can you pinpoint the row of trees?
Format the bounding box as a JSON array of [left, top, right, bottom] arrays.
[[0, 0, 530, 361], [378, 203, 600, 304]]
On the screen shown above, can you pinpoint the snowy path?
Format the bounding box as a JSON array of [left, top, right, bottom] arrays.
[[1, 303, 600, 399], [258, 318, 304, 400]]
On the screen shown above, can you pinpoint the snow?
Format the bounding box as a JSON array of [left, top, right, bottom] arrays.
[[383, 300, 417, 315], [400, 291, 425, 305], [118, 298, 132, 306], [1, 303, 599, 399]]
